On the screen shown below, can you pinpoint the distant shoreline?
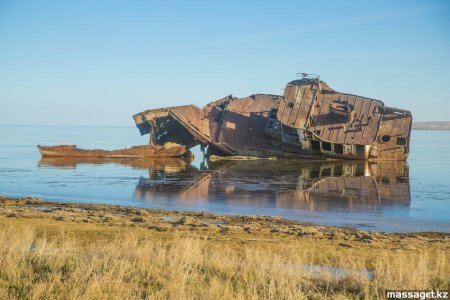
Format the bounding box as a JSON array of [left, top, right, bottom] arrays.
[[412, 122, 450, 130]]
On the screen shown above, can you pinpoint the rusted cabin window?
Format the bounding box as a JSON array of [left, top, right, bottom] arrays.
[[334, 143, 344, 154], [321, 168, 331, 177], [397, 137, 406, 145], [311, 140, 321, 151], [269, 108, 278, 119], [322, 142, 332, 151], [355, 145, 365, 155]]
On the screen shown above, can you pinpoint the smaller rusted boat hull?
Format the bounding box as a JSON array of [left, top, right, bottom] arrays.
[[37, 144, 187, 158]]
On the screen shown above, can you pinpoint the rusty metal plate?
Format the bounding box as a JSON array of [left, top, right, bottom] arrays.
[[171, 105, 214, 141], [217, 95, 279, 152], [307, 93, 383, 145], [278, 83, 314, 128]]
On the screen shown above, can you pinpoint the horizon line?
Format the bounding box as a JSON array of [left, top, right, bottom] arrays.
[[0, 124, 136, 128], [2, 121, 450, 127]]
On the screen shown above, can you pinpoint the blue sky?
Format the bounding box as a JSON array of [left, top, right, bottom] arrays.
[[0, 0, 449, 126]]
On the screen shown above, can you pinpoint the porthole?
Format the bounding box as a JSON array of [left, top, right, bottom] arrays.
[[380, 135, 391, 143]]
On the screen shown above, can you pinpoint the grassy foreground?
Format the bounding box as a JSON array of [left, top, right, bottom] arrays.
[[0, 196, 448, 299]]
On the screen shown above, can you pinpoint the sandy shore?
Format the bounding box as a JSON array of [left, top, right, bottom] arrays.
[[1, 195, 449, 299]]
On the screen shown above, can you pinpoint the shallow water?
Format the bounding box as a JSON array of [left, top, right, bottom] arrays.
[[0, 125, 449, 232]]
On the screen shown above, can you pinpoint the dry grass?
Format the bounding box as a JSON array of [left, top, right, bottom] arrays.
[[0, 217, 448, 300]]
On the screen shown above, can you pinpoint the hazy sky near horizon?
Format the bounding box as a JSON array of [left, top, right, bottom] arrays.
[[1, 0, 449, 126]]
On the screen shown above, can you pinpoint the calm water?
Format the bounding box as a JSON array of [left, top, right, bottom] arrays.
[[0, 125, 449, 232]]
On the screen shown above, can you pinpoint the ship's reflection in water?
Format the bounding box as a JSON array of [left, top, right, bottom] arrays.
[[39, 157, 411, 230], [133, 159, 410, 214], [38, 156, 193, 172]]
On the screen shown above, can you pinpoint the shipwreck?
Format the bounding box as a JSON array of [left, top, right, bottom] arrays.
[[134, 74, 412, 161]]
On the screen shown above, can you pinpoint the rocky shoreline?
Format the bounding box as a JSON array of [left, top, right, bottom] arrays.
[[1, 195, 448, 249]]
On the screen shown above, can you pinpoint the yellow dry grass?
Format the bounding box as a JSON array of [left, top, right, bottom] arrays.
[[0, 216, 448, 300]]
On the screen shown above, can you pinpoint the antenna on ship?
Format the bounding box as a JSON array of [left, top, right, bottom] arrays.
[[297, 72, 321, 90], [297, 72, 320, 80]]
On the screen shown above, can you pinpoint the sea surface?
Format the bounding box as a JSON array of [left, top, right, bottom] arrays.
[[0, 125, 449, 232]]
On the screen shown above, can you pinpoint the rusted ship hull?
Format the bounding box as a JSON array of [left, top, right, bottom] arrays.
[[37, 144, 187, 158], [133, 75, 412, 161]]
